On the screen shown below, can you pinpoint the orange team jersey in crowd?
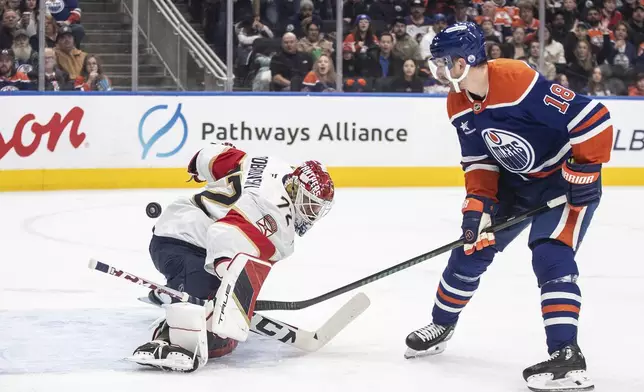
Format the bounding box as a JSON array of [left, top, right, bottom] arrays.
[[446, 59, 613, 198], [512, 17, 540, 34], [0, 71, 31, 91], [475, 7, 516, 31], [587, 28, 615, 49]]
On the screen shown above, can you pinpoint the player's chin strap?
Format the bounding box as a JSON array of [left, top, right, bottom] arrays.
[[447, 64, 470, 93], [428, 58, 470, 93]]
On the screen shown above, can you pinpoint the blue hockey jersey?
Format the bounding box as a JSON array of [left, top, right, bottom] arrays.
[[447, 59, 613, 201]]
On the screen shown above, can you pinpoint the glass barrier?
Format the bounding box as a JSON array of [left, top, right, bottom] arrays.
[[3, 0, 643, 94], [226, 0, 644, 95]]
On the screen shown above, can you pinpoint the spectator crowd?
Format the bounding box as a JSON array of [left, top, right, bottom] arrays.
[[1, 0, 643, 95], [187, 0, 644, 95], [0, 0, 111, 91]]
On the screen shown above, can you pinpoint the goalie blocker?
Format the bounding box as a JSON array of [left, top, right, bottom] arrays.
[[130, 253, 273, 371]]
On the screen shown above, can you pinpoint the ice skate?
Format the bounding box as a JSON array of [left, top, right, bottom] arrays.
[[523, 344, 594, 391], [127, 339, 200, 372], [404, 323, 455, 359]]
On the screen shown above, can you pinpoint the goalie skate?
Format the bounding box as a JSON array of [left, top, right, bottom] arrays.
[[404, 323, 455, 359], [127, 340, 200, 372], [523, 344, 594, 391]]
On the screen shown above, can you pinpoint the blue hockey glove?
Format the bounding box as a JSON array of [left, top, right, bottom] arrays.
[[461, 195, 496, 256], [562, 160, 602, 207]]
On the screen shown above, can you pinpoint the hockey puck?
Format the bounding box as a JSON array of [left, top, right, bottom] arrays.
[[146, 202, 162, 218]]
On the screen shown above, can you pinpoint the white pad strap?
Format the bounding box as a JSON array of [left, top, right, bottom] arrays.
[[211, 253, 272, 342], [165, 302, 210, 368]]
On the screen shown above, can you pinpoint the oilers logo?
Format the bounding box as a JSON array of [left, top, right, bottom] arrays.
[[17, 64, 33, 74], [1, 85, 19, 91], [46, 0, 65, 14], [482, 129, 535, 173]]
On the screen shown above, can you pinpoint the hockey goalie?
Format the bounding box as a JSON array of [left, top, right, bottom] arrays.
[[127, 143, 335, 372]]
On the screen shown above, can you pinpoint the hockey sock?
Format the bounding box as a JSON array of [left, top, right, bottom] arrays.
[[540, 281, 581, 354], [431, 267, 479, 326]]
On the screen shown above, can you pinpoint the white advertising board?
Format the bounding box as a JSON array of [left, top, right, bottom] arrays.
[[0, 95, 641, 171]]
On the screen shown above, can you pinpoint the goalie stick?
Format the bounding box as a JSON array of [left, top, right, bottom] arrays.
[[255, 195, 568, 311], [88, 258, 369, 352]]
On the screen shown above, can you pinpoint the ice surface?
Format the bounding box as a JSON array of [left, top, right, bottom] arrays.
[[1, 188, 642, 391]]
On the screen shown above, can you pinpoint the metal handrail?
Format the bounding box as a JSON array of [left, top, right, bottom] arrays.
[[120, 0, 184, 89], [162, 0, 228, 74], [153, 0, 229, 83]]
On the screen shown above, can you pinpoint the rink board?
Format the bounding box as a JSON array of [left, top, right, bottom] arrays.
[[0, 93, 642, 191]]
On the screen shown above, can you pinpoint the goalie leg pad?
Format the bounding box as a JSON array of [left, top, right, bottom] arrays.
[[210, 253, 272, 342], [165, 302, 210, 369]]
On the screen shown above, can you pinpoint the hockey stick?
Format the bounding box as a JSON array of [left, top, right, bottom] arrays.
[[255, 195, 568, 311], [88, 258, 370, 352]]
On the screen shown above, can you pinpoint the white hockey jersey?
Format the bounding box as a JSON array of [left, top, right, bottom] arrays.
[[152, 145, 296, 274]]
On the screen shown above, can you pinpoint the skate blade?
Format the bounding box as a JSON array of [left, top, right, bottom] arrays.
[[527, 370, 594, 392], [124, 354, 195, 372], [404, 342, 447, 359]]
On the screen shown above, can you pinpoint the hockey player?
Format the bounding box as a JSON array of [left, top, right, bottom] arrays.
[[129, 143, 335, 372], [405, 22, 612, 392]]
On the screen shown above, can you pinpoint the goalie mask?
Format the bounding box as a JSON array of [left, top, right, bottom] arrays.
[[285, 161, 335, 236]]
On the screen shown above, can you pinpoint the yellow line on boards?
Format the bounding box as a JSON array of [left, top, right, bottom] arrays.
[[0, 167, 642, 191]]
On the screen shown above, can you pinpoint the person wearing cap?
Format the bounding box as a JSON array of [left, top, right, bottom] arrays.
[[342, 0, 368, 25], [628, 4, 644, 46], [405, 0, 432, 42], [419, 14, 447, 60], [449, 0, 473, 24], [391, 16, 421, 60], [341, 42, 360, 77], [47, 0, 85, 47], [563, 19, 589, 62], [284, 0, 322, 38], [55, 24, 86, 79], [0, 48, 32, 90], [343, 14, 379, 54], [11, 29, 38, 77]]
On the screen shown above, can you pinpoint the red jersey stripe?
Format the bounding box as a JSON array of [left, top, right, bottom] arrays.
[[210, 148, 247, 181], [218, 209, 277, 262]]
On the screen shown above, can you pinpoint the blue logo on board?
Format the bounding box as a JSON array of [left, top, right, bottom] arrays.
[[139, 104, 188, 159]]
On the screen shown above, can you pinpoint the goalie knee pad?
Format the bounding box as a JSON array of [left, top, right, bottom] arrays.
[[210, 253, 273, 342]]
